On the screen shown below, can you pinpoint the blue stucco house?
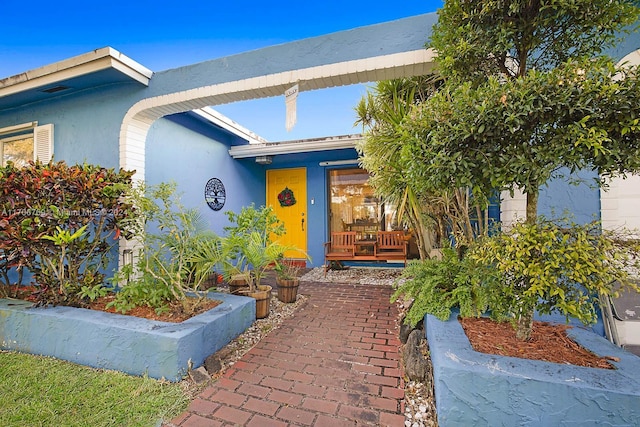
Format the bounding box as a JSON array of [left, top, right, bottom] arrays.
[[1, 12, 640, 273]]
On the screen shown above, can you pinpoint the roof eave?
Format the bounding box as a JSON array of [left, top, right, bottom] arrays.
[[0, 47, 153, 98], [228, 134, 362, 158]]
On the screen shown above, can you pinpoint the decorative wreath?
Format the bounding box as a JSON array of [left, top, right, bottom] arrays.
[[277, 187, 296, 207]]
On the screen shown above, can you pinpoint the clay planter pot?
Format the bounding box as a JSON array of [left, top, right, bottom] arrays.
[[276, 278, 300, 303], [248, 285, 272, 319]]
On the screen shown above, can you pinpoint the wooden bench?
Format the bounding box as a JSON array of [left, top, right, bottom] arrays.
[[376, 231, 408, 264], [324, 230, 408, 273]]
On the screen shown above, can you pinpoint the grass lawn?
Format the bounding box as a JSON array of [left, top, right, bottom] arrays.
[[0, 350, 191, 427]]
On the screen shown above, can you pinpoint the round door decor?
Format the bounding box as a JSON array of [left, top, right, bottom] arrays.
[[277, 187, 296, 207]]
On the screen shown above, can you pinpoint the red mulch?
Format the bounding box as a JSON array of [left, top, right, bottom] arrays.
[[459, 317, 616, 369], [89, 295, 221, 323], [4, 285, 221, 323]]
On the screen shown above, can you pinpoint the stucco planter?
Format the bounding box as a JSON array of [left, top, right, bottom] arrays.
[[426, 312, 640, 426], [0, 292, 255, 381]]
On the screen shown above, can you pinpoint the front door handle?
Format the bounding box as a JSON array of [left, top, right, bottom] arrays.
[[301, 218, 305, 231]]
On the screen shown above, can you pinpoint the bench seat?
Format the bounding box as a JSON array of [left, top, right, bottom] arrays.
[[324, 230, 407, 273]]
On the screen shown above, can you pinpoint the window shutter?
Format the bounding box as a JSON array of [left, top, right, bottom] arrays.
[[34, 124, 54, 162]]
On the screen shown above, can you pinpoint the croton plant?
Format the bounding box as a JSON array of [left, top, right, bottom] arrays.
[[0, 160, 135, 306]]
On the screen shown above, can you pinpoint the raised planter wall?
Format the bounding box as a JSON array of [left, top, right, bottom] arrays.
[[0, 293, 255, 381], [426, 312, 640, 426]]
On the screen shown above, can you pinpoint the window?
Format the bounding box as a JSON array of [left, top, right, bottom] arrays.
[[2, 134, 33, 167], [0, 123, 54, 167], [328, 168, 398, 239]]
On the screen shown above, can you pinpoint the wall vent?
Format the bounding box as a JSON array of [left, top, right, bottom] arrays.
[[41, 85, 70, 94]]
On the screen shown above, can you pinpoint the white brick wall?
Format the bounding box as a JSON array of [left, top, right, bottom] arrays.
[[500, 188, 527, 228], [601, 175, 640, 232]]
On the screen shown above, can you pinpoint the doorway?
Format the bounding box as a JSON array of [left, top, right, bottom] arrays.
[[266, 168, 308, 258]]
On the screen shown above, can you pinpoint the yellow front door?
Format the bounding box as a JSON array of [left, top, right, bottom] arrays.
[[266, 168, 307, 259]]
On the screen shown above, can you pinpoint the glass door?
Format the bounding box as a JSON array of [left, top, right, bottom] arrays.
[[328, 168, 384, 241]]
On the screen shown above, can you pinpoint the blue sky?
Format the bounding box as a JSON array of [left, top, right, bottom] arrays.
[[1, 0, 443, 141]]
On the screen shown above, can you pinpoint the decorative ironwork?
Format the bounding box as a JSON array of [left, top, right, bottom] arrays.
[[205, 178, 226, 211], [278, 187, 296, 207]]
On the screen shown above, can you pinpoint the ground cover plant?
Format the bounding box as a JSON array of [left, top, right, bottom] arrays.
[[0, 350, 190, 427]]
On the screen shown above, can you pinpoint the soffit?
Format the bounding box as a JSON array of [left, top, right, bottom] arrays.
[[0, 47, 152, 111]]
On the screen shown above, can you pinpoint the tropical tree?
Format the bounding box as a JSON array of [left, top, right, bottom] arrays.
[[400, 0, 640, 340], [355, 77, 489, 257], [404, 57, 640, 224], [419, 0, 640, 224]]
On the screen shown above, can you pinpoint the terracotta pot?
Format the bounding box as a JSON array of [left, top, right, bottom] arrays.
[[276, 278, 299, 303], [249, 285, 272, 319]]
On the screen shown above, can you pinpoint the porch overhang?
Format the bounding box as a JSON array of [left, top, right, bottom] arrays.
[[228, 134, 363, 158]]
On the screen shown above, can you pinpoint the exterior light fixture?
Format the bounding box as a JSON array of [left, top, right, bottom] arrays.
[[255, 156, 273, 165]]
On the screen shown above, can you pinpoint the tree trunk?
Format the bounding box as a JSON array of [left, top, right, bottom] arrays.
[[525, 190, 538, 224], [516, 306, 534, 341], [516, 188, 540, 340]]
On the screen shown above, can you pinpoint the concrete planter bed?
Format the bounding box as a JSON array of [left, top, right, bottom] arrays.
[[426, 312, 640, 426], [0, 292, 255, 381]]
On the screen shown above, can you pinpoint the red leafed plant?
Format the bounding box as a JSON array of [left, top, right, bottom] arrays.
[[0, 160, 136, 306]]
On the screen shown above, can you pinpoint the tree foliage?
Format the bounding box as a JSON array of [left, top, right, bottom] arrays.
[[430, 0, 640, 83], [403, 58, 640, 222], [355, 77, 490, 255], [393, 0, 640, 340], [421, 1, 640, 224]]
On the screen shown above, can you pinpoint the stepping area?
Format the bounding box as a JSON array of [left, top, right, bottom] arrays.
[[169, 281, 405, 426]]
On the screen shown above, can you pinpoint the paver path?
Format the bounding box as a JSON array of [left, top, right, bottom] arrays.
[[169, 281, 405, 426]]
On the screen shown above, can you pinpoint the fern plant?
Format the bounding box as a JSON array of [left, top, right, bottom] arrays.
[[391, 248, 490, 326]]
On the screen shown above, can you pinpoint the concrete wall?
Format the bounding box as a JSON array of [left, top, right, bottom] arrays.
[[427, 312, 640, 426], [0, 293, 255, 381], [501, 169, 601, 226], [146, 14, 438, 97], [601, 175, 640, 232], [146, 113, 265, 236], [0, 82, 147, 167]]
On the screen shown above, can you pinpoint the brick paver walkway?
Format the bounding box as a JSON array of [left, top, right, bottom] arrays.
[[169, 281, 405, 426]]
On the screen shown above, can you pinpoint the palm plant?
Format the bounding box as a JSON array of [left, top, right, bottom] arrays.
[[223, 231, 295, 292], [110, 182, 226, 315], [355, 76, 489, 257]]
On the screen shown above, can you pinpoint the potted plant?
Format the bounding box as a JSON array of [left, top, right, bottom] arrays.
[[221, 204, 292, 318], [223, 232, 298, 318], [274, 259, 303, 303]]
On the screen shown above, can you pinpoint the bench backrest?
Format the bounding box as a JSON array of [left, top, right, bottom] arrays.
[[330, 231, 357, 250], [377, 231, 406, 251]]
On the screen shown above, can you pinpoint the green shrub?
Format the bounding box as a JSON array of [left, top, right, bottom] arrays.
[[109, 182, 225, 315], [221, 204, 291, 291], [468, 219, 640, 340]]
